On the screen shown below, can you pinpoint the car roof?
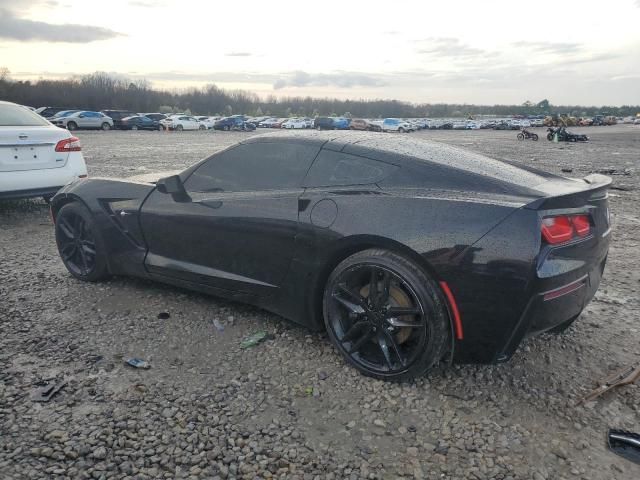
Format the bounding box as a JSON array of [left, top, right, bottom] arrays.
[[241, 131, 549, 190]]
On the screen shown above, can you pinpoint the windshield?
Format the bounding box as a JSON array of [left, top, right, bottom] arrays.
[[0, 103, 50, 126]]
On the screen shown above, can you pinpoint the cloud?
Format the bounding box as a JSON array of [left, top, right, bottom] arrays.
[[128, 0, 165, 7], [225, 52, 253, 57], [512, 41, 583, 55], [272, 70, 387, 90], [0, 8, 122, 42], [415, 37, 487, 58]]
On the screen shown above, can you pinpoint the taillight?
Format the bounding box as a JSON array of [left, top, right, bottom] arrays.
[[572, 215, 590, 237], [541, 214, 591, 245], [55, 137, 81, 152]]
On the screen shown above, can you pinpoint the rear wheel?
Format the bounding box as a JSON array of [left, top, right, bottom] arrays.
[[67, 122, 77, 131], [55, 203, 109, 282], [199, 125, 206, 130], [398, 127, 405, 133], [323, 249, 449, 381], [223, 125, 230, 131], [131, 125, 139, 131], [176, 124, 184, 131], [532, 134, 539, 141]]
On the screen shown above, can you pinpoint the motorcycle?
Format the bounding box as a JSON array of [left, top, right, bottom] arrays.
[[517, 128, 538, 141], [546, 127, 588, 142]]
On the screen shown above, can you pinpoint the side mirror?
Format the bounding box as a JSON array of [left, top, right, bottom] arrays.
[[156, 175, 190, 202]]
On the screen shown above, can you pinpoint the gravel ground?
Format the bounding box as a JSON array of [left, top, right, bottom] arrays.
[[1, 125, 639, 480]]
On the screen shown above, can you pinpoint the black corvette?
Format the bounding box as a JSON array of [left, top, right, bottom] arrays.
[[51, 132, 611, 380]]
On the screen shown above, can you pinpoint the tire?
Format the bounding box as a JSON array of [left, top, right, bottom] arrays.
[[101, 123, 111, 131], [223, 125, 230, 131], [67, 122, 77, 131], [176, 124, 184, 131], [547, 133, 554, 141], [199, 125, 206, 130], [532, 134, 539, 141], [517, 133, 524, 141], [132, 125, 138, 131], [323, 249, 449, 381], [158, 124, 163, 131], [54, 202, 109, 282], [398, 127, 405, 133]]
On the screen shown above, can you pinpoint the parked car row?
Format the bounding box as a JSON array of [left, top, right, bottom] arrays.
[[30, 106, 639, 134]]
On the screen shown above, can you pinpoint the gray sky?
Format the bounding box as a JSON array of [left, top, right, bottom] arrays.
[[1, 0, 639, 105]]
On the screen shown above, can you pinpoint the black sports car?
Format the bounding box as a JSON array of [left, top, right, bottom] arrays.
[[120, 115, 162, 131], [51, 132, 611, 380]]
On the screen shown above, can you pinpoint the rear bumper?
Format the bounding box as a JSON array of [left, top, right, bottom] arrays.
[[0, 152, 87, 200], [496, 241, 608, 362], [0, 185, 63, 200]]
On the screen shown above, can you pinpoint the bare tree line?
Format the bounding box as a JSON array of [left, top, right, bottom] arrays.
[[0, 70, 638, 118]]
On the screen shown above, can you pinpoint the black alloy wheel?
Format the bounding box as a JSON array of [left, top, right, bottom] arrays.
[[55, 203, 108, 281], [324, 249, 448, 380]]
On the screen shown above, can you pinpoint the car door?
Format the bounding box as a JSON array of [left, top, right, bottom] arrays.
[[87, 112, 101, 128], [188, 116, 200, 130], [139, 141, 321, 296]]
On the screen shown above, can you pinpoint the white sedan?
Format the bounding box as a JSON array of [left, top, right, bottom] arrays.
[[160, 115, 205, 131], [195, 116, 217, 129], [281, 118, 307, 129], [0, 101, 88, 201]]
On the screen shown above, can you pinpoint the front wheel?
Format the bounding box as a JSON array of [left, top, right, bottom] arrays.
[[101, 123, 111, 131], [517, 133, 524, 140], [55, 203, 109, 282], [532, 134, 539, 141], [67, 122, 77, 131], [398, 127, 405, 133], [176, 124, 184, 131], [323, 249, 449, 381], [131, 125, 139, 131], [199, 125, 206, 130], [547, 133, 554, 141]]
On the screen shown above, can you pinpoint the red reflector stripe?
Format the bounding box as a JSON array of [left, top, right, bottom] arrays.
[[543, 277, 587, 301], [439, 281, 463, 340]]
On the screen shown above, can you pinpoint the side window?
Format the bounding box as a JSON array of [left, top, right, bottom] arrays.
[[185, 143, 320, 193], [303, 150, 398, 187]]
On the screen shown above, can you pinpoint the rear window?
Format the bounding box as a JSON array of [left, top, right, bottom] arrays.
[[0, 104, 50, 126]]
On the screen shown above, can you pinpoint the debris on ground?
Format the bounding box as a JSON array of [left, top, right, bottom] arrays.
[[576, 363, 640, 405], [608, 429, 640, 465], [240, 331, 275, 349], [561, 168, 573, 173], [31, 380, 67, 402], [212, 318, 225, 332], [592, 167, 632, 176], [124, 357, 151, 369], [157, 312, 170, 320], [610, 184, 634, 192]]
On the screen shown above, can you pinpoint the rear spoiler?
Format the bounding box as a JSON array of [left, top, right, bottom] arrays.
[[525, 174, 612, 210]]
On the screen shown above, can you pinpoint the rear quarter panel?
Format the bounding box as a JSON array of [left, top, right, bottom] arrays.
[[288, 187, 536, 362]]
